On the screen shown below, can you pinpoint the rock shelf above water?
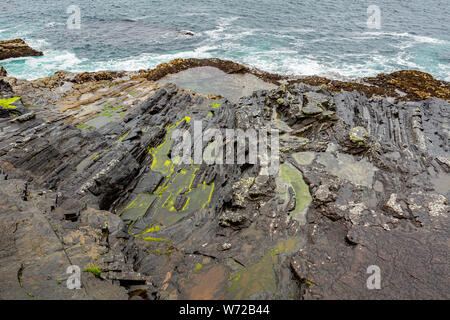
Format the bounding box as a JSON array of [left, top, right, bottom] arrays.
[[0, 38, 43, 61]]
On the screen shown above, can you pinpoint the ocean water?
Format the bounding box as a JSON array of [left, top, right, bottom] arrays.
[[1, 0, 449, 81]]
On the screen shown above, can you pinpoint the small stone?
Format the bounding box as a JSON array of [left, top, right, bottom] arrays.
[[181, 30, 195, 36], [221, 243, 232, 251], [302, 106, 323, 115], [349, 126, 369, 144], [315, 184, 331, 202], [385, 193, 404, 217], [219, 210, 248, 228], [13, 112, 35, 122], [303, 92, 331, 110], [321, 110, 335, 118], [232, 177, 255, 207]]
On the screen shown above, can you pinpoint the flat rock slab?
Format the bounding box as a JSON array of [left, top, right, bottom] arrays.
[[158, 66, 277, 102], [291, 216, 450, 300]]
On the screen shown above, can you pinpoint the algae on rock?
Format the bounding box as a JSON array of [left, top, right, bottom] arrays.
[[276, 163, 312, 225]]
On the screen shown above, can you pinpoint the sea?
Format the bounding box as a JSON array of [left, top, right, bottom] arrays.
[[1, 0, 449, 81]]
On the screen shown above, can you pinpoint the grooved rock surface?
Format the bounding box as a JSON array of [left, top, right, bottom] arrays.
[[0, 60, 448, 299]]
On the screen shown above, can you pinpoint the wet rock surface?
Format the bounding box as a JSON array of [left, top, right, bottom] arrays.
[[0, 59, 448, 299], [0, 39, 44, 61], [0, 65, 7, 77], [158, 66, 276, 103]]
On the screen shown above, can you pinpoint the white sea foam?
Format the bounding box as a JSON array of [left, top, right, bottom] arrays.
[[438, 64, 450, 82], [1, 1, 448, 82], [204, 16, 240, 40], [5, 49, 86, 80], [177, 12, 209, 17], [239, 48, 434, 80], [45, 21, 65, 28], [76, 45, 218, 73], [132, 15, 154, 21], [3, 27, 448, 82], [26, 38, 51, 50], [275, 28, 315, 34], [357, 32, 447, 44], [242, 51, 329, 77]]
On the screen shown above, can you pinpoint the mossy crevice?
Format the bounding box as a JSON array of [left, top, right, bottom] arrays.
[[83, 263, 102, 277]]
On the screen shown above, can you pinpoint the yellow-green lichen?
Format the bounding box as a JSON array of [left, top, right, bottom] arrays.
[[120, 193, 157, 221], [116, 130, 131, 143], [140, 236, 167, 242], [209, 100, 221, 109], [79, 105, 127, 130], [0, 97, 21, 109], [90, 148, 110, 161], [148, 116, 191, 176], [83, 263, 102, 277], [194, 263, 203, 271], [124, 115, 215, 239]]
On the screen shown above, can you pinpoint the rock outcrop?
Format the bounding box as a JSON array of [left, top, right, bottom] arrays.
[[0, 59, 448, 300], [0, 65, 7, 77], [0, 39, 43, 61]]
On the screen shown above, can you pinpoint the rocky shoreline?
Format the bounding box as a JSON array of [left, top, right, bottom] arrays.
[[0, 56, 449, 300]]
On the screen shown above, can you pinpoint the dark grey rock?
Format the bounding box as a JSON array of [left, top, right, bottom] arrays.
[[0, 70, 448, 300]]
